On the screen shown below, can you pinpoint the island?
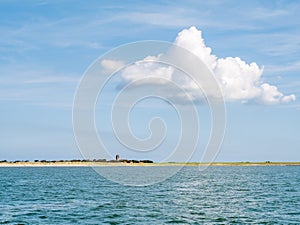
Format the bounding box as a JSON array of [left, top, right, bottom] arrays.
[[0, 159, 300, 167]]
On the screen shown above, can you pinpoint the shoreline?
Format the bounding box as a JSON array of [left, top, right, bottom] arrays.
[[0, 161, 300, 167]]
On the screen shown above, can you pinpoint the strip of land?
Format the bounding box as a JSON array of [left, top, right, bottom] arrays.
[[0, 161, 300, 167]]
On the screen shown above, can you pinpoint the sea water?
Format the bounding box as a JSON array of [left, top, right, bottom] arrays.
[[0, 166, 299, 224]]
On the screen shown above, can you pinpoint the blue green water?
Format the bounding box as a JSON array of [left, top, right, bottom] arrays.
[[0, 166, 299, 224]]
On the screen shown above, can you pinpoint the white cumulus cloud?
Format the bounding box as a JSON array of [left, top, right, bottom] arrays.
[[118, 26, 296, 104]]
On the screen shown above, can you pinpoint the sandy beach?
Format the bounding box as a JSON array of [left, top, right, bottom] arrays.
[[0, 161, 300, 167]]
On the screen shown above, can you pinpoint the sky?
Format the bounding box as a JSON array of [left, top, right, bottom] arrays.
[[0, 0, 299, 162]]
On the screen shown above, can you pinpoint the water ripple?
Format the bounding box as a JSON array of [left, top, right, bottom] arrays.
[[0, 166, 299, 224]]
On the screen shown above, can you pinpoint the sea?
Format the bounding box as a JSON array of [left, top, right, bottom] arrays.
[[0, 166, 299, 224]]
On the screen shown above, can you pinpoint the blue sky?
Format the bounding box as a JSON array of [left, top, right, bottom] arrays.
[[0, 0, 299, 161]]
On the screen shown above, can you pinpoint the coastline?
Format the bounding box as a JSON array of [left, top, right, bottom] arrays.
[[0, 161, 300, 167]]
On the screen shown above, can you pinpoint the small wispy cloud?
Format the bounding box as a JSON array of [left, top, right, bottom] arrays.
[[0, 65, 79, 108], [0, 66, 79, 84], [120, 12, 198, 28], [252, 8, 289, 19], [100, 59, 125, 74], [24, 75, 79, 84], [265, 61, 300, 74]]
